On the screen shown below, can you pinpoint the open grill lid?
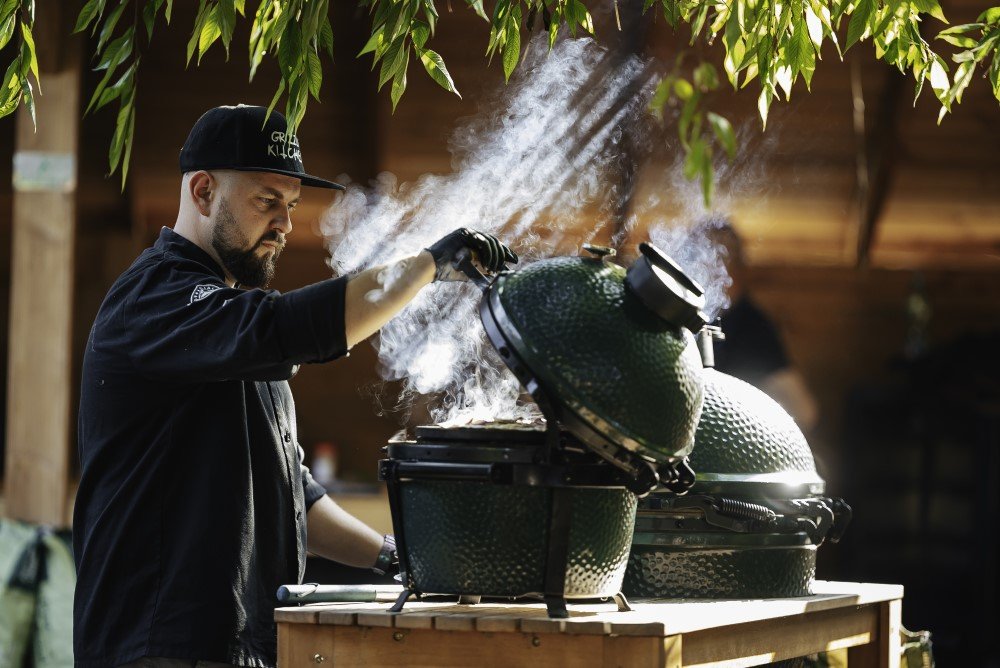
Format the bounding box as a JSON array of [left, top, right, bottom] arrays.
[[472, 244, 707, 485]]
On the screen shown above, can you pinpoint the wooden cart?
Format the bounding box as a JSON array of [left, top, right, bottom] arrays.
[[275, 580, 902, 667]]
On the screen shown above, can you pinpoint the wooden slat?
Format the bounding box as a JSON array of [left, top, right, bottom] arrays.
[[681, 603, 878, 668]]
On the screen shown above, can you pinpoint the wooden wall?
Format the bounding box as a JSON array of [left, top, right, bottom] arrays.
[[1, 3, 999, 488]]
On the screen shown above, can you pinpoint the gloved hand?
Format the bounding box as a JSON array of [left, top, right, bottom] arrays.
[[371, 534, 398, 576], [426, 228, 518, 282]]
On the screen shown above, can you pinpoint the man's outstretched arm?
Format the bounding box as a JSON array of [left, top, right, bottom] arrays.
[[305, 494, 384, 568], [343, 229, 518, 349]]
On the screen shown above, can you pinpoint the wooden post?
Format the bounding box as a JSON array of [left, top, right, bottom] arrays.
[[3, 0, 81, 527]]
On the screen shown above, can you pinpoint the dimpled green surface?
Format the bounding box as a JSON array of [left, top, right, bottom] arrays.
[[691, 369, 818, 475], [496, 257, 704, 460], [622, 544, 816, 599], [401, 481, 637, 597]]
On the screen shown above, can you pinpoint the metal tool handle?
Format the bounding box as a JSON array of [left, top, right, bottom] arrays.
[[276, 584, 404, 604]]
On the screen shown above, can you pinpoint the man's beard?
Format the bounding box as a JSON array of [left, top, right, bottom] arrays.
[[211, 198, 283, 288]]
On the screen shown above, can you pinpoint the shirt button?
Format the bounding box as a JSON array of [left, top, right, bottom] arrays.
[[283, 432, 291, 443]]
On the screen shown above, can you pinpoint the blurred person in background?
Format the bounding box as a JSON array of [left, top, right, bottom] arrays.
[[710, 220, 819, 432]]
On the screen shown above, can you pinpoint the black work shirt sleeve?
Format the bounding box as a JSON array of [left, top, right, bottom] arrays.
[[125, 257, 348, 382], [297, 443, 328, 511]]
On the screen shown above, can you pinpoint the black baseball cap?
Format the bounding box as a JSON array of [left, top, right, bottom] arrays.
[[179, 104, 345, 190]]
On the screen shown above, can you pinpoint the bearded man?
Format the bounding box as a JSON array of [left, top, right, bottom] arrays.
[[72, 105, 516, 667]]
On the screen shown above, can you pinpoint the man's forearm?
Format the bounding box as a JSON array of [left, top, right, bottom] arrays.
[[305, 494, 384, 568], [343, 251, 436, 348]]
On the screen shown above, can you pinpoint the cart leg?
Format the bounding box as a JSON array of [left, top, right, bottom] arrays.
[[614, 592, 633, 612], [389, 589, 416, 613], [545, 594, 568, 618]]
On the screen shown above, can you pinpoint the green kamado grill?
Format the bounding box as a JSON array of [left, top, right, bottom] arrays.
[[380, 243, 709, 617], [623, 327, 852, 599]]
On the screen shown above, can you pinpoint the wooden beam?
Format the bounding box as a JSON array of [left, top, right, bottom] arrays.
[[3, 0, 81, 527]]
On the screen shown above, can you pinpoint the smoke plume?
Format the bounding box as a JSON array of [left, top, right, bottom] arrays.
[[321, 35, 769, 424]]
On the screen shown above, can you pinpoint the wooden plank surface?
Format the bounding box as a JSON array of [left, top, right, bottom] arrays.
[[277, 624, 681, 668], [681, 602, 877, 667], [275, 581, 903, 638]]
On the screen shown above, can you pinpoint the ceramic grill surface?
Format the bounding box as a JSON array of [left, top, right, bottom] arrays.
[[624, 355, 850, 600]]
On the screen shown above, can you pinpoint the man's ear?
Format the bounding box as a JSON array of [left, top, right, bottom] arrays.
[[188, 170, 216, 217]]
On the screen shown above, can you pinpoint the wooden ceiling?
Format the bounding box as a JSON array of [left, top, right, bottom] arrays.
[[58, 0, 1000, 270]]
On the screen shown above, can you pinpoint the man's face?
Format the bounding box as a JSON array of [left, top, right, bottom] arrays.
[[208, 171, 301, 288]]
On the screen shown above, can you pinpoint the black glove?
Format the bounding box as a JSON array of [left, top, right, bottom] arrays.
[[426, 228, 518, 282]]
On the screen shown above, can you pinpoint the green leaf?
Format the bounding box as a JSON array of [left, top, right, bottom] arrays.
[[683, 136, 704, 180], [700, 145, 713, 207], [120, 102, 136, 190], [359, 26, 384, 56], [649, 75, 673, 118], [940, 33, 978, 48], [265, 78, 285, 121], [378, 35, 407, 89], [948, 59, 975, 104], [278, 20, 302, 78], [390, 58, 407, 110], [21, 77, 34, 129], [673, 78, 694, 100], [411, 20, 430, 50], [142, 0, 157, 41], [186, 0, 208, 65], [198, 5, 223, 63], [94, 29, 131, 71], [0, 13, 15, 51], [693, 62, 719, 91], [757, 83, 774, 128], [319, 16, 334, 59], [0, 0, 19, 22], [707, 111, 736, 160], [306, 48, 322, 98], [20, 22, 38, 87], [419, 47, 460, 96], [466, 0, 488, 21], [92, 60, 135, 111], [218, 0, 237, 56], [74, 0, 103, 33], [911, 0, 947, 24], [502, 7, 521, 81], [96, 1, 126, 50], [845, 0, 873, 50], [978, 7, 1000, 24], [689, 3, 708, 44], [108, 95, 131, 174], [678, 94, 698, 147], [929, 56, 949, 95], [804, 4, 824, 50]]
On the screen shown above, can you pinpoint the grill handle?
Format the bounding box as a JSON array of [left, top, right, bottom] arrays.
[[383, 461, 497, 482]]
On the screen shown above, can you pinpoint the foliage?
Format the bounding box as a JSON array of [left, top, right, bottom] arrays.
[[0, 0, 997, 202], [0, 0, 39, 127]]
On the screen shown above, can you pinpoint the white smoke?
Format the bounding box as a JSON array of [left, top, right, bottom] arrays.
[[321, 35, 773, 424], [322, 36, 658, 425], [641, 123, 775, 319]]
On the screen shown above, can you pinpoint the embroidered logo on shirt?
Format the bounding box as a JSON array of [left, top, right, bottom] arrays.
[[189, 284, 223, 304]]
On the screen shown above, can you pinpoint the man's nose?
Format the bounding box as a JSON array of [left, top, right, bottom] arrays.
[[272, 205, 293, 235]]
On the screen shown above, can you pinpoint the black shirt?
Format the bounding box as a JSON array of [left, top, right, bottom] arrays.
[[714, 295, 789, 387], [73, 228, 348, 667]]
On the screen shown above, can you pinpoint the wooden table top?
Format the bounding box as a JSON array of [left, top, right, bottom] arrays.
[[275, 580, 903, 638]]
